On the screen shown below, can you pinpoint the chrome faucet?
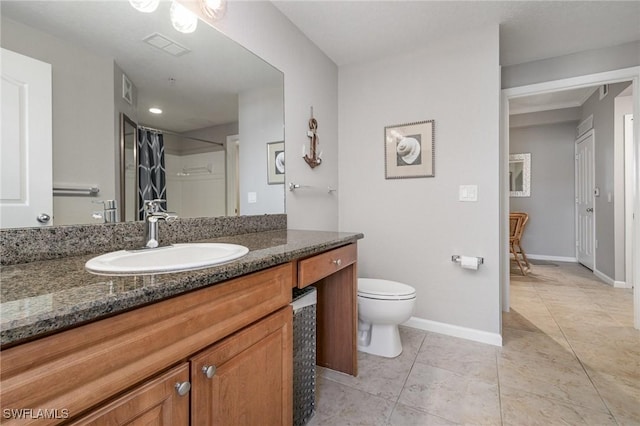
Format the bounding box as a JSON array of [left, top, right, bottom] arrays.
[[143, 199, 177, 248]]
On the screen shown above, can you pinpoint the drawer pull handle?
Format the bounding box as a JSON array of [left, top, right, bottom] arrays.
[[202, 365, 217, 379], [175, 381, 191, 396], [332, 259, 342, 266]]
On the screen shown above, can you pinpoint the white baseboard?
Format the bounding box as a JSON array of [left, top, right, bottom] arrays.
[[527, 254, 578, 263], [403, 316, 502, 347], [614, 280, 631, 289], [594, 268, 615, 286]]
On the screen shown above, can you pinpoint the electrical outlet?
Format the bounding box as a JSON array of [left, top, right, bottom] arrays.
[[459, 185, 478, 202]]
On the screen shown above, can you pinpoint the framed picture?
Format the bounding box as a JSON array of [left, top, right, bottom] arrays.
[[384, 120, 435, 179], [122, 74, 133, 105], [267, 141, 285, 184]]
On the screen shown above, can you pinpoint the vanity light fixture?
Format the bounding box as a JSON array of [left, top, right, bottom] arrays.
[[201, 0, 227, 20], [149, 107, 163, 114], [130, 0, 226, 35], [128, 0, 160, 13], [170, 1, 198, 34]]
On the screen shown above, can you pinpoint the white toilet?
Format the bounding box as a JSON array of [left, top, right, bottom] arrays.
[[357, 278, 416, 358]]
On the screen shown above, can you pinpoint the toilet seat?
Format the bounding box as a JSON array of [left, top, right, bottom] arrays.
[[358, 278, 416, 301]]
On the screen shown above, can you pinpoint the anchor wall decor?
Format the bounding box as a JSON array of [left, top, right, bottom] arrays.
[[303, 108, 322, 169]]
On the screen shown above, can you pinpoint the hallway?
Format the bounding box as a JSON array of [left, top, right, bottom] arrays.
[[309, 262, 639, 425]]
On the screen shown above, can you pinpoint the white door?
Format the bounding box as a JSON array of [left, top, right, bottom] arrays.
[[0, 48, 53, 228], [575, 130, 595, 270]]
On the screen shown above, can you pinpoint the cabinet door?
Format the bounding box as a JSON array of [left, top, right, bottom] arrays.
[[69, 364, 189, 426], [191, 307, 293, 426]]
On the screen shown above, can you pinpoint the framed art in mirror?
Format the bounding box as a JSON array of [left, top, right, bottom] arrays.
[[267, 141, 285, 185], [509, 153, 531, 197]]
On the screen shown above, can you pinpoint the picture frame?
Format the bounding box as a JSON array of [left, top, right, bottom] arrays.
[[122, 73, 133, 105], [509, 153, 531, 197], [384, 120, 435, 179], [267, 141, 285, 184]]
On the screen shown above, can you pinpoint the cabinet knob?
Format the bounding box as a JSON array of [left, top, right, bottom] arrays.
[[202, 365, 216, 379], [332, 259, 342, 266], [175, 381, 191, 396]]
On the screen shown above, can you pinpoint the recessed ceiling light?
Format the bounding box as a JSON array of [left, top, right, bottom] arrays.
[[149, 107, 163, 114]]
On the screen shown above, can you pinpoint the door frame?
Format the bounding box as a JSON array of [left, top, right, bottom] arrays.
[[225, 134, 240, 216], [500, 66, 640, 330], [574, 129, 596, 270]]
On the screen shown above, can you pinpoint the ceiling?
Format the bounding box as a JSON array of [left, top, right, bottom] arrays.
[[273, 1, 639, 114], [273, 1, 640, 68], [508, 86, 598, 115]]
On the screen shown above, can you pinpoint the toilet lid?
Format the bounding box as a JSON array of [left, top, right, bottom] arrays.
[[357, 278, 416, 300]]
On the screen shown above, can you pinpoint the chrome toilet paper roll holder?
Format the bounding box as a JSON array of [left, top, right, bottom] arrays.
[[451, 255, 484, 265]]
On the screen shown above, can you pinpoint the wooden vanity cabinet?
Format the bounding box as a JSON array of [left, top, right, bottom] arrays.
[[297, 243, 358, 376], [190, 307, 293, 425], [69, 364, 190, 426], [71, 307, 293, 426], [0, 263, 293, 426]]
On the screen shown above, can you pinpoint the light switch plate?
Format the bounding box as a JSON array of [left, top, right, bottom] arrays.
[[248, 192, 257, 203], [459, 185, 478, 202]]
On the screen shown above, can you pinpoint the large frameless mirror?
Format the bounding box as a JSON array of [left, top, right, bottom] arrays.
[[0, 0, 284, 229]]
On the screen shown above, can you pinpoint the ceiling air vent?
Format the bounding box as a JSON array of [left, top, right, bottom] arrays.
[[143, 33, 191, 57]]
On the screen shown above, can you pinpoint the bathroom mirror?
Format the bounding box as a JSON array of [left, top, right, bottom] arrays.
[[509, 153, 531, 197], [0, 1, 284, 228]]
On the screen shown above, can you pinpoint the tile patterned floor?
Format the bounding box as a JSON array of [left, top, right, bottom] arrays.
[[308, 262, 639, 425]]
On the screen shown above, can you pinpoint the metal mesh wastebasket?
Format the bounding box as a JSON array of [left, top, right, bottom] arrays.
[[291, 286, 317, 426]]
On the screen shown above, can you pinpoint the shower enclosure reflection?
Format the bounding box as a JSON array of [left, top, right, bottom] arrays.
[[121, 114, 235, 221], [121, 114, 137, 222]]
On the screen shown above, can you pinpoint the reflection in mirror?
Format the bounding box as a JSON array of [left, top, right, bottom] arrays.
[[120, 114, 137, 222], [0, 1, 284, 229], [509, 153, 531, 197]]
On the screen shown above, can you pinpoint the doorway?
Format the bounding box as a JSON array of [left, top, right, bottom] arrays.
[[575, 129, 595, 270], [501, 67, 640, 330]]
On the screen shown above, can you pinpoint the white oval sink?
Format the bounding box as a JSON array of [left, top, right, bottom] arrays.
[[85, 243, 249, 275]]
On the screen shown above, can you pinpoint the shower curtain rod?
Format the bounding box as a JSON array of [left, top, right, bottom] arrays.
[[138, 125, 224, 147]]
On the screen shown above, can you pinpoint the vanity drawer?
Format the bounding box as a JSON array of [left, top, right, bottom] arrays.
[[298, 244, 357, 288]]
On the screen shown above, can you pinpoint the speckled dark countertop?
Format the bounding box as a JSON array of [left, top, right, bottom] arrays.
[[0, 229, 363, 347]]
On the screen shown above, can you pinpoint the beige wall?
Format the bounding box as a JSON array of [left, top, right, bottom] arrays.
[[509, 121, 578, 259], [581, 81, 632, 280], [189, 1, 339, 231], [338, 26, 502, 337], [239, 86, 285, 215], [502, 41, 640, 89]]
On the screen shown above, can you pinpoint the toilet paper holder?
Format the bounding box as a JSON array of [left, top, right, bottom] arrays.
[[451, 255, 484, 265]]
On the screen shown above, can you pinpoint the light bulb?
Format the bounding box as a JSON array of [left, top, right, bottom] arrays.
[[129, 0, 159, 13], [170, 1, 198, 34], [201, 0, 226, 20]]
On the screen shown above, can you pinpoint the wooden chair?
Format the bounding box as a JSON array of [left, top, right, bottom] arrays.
[[509, 212, 530, 275]]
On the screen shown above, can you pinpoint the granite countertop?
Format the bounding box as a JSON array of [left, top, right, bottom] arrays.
[[0, 229, 363, 347]]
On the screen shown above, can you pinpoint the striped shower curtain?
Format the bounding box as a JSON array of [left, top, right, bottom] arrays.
[[137, 128, 167, 219]]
